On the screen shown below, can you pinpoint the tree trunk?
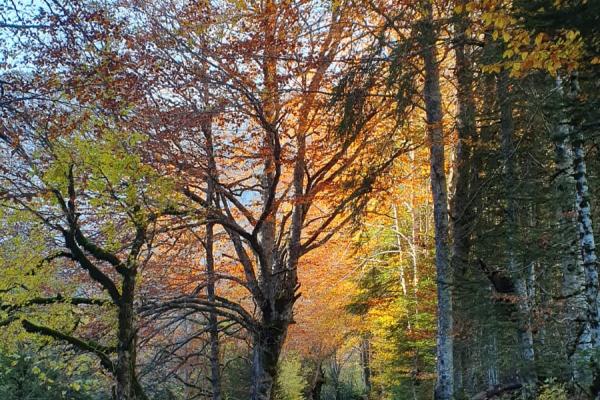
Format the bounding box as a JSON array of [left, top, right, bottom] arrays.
[[250, 1, 285, 397], [418, 2, 453, 398], [360, 337, 372, 396], [308, 361, 326, 400], [485, 330, 499, 388], [115, 273, 137, 400], [406, 181, 421, 399], [554, 78, 589, 373], [450, 5, 476, 393], [574, 130, 600, 344], [449, 0, 476, 284], [206, 202, 222, 400], [251, 308, 291, 400], [393, 204, 408, 299], [203, 84, 222, 400], [498, 71, 536, 383], [561, 74, 600, 395]]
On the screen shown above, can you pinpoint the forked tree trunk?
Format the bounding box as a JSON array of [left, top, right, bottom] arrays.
[[251, 0, 284, 396], [418, 2, 453, 398], [248, 1, 342, 397]]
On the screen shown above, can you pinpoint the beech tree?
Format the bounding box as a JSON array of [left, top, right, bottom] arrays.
[[0, 4, 179, 398], [123, 0, 414, 398]]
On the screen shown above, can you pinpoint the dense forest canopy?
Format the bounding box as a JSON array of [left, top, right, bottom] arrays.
[[0, 0, 599, 399]]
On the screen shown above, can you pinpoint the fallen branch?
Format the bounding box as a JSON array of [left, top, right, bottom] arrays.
[[471, 382, 523, 400]]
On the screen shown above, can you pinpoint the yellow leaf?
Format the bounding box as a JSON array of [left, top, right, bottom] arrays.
[[534, 33, 544, 46], [503, 31, 510, 42], [496, 16, 507, 29], [482, 63, 502, 74], [483, 12, 492, 25]]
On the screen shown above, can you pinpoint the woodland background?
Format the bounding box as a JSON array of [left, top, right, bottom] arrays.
[[0, 0, 599, 399]]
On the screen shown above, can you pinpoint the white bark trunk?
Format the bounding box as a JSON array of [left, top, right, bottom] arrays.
[[393, 204, 408, 298], [555, 75, 599, 388]]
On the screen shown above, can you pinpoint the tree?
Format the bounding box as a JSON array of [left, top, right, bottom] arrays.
[[0, 6, 181, 398], [124, 0, 414, 397]]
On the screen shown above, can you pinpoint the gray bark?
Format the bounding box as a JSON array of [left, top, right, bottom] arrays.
[[568, 75, 600, 397], [203, 107, 222, 400], [555, 103, 589, 361], [570, 82, 600, 350], [418, 3, 453, 398], [555, 75, 599, 389], [251, 318, 290, 400]]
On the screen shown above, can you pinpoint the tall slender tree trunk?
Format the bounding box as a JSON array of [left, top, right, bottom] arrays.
[[203, 114, 222, 400], [418, 2, 453, 398], [560, 74, 600, 395], [393, 204, 408, 298], [551, 71, 600, 395], [450, 5, 476, 394], [360, 337, 372, 396], [554, 77, 589, 372], [498, 71, 536, 383], [450, 0, 476, 287], [408, 183, 419, 299], [406, 181, 421, 398]]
